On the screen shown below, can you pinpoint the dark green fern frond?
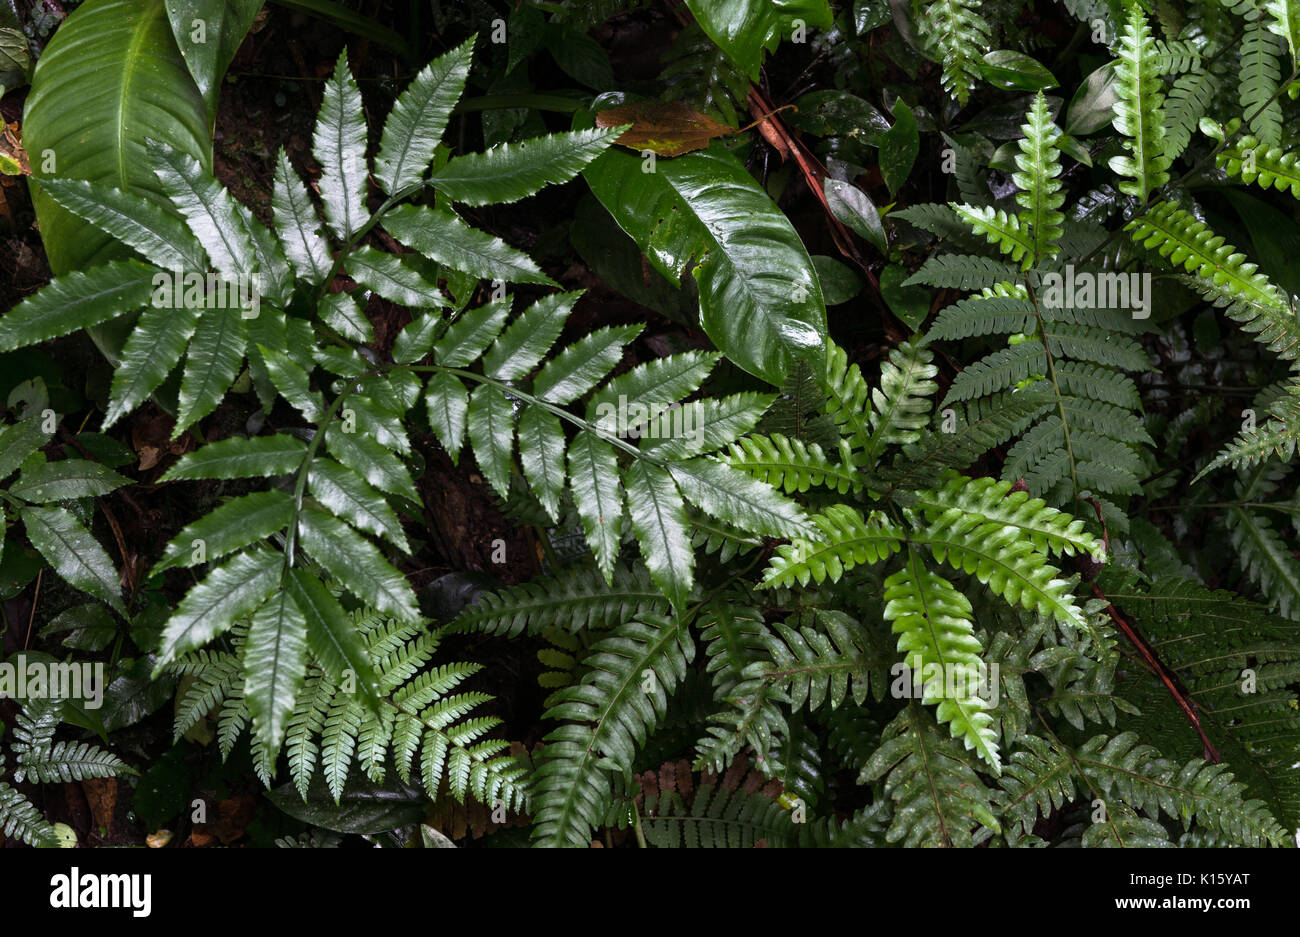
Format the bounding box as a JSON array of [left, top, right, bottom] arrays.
[[860, 705, 1002, 847], [531, 614, 694, 847], [450, 562, 667, 636]]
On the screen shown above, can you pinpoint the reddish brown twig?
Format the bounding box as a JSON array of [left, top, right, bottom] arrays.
[[1089, 581, 1221, 763]]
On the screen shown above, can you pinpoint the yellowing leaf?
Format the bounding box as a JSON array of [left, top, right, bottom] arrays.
[[596, 101, 735, 157]]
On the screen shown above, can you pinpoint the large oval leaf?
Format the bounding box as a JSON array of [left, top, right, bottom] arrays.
[[24, 0, 210, 276], [583, 142, 826, 386]]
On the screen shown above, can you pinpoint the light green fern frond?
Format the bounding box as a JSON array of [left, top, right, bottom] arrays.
[[1109, 4, 1173, 200], [883, 554, 1001, 772], [1013, 92, 1066, 263]]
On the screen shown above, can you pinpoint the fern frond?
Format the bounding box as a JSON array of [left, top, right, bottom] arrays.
[[919, 0, 993, 105], [1109, 5, 1173, 200], [760, 505, 905, 588], [450, 563, 667, 637], [1014, 92, 1066, 264], [532, 614, 694, 847], [864, 340, 940, 465], [952, 205, 1036, 268], [860, 705, 1001, 847], [883, 555, 1001, 772], [723, 433, 862, 494], [1127, 202, 1299, 359], [914, 473, 1104, 559]]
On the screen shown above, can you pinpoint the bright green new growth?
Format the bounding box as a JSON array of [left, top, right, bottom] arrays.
[[1109, 5, 1173, 201]]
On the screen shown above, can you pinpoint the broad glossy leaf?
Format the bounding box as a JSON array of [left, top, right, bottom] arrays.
[[483, 291, 578, 380], [176, 303, 247, 431], [297, 507, 421, 621], [824, 178, 886, 253], [165, 0, 262, 124], [584, 144, 825, 386], [161, 434, 307, 480], [467, 384, 515, 498], [314, 50, 368, 242], [567, 431, 623, 582], [105, 302, 200, 427], [285, 567, 381, 706], [374, 36, 474, 197], [978, 51, 1058, 92], [0, 261, 156, 352], [623, 461, 693, 611], [244, 587, 309, 759], [24, 0, 210, 275], [21, 505, 125, 614], [10, 460, 130, 503], [154, 549, 283, 666], [682, 0, 833, 78], [308, 459, 410, 552], [383, 204, 556, 285], [425, 371, 468, 460], [517, 407, 566, 521], [880, 98, 919, 197], [154, 489, 294, 572], [272, 148, 333, 285], [430, 127, 622, 204]]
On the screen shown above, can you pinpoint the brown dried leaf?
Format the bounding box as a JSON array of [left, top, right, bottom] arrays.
[[0, 122, 30, 176], [596, 101, 735, 158]]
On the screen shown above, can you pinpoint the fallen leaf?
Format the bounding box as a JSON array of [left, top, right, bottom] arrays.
[[596, 101, 735, 158], [82, 777, 119, 833], [146, 829, 173, 848], [0, 121, 30, 176]]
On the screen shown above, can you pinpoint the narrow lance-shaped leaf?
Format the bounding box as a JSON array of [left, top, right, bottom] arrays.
[[314, 50, 369, 242], [425, 371, 469, 460], [244, 588, 310, 762], [374, 36, 475, 197], [467, 384, 515, 499], [297, 508, 421, 622], [624, 460, 693, 611], [567, 432, 624, 583], [383, 204, 557, 286], [105, 302, 200, 427], [273, 148, 333, 285], [21, 505, 125, 615], [149, 139, 257, 277], [430, 127, 624, 206], [36, 177, 206, 270], [286, 567, 382, 707], [154, 549, 283, 668], [154, 489, 295, 572], [0, 261, 156, 353], [517, 407, 567, 522], [176, 303, 248, 433]]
